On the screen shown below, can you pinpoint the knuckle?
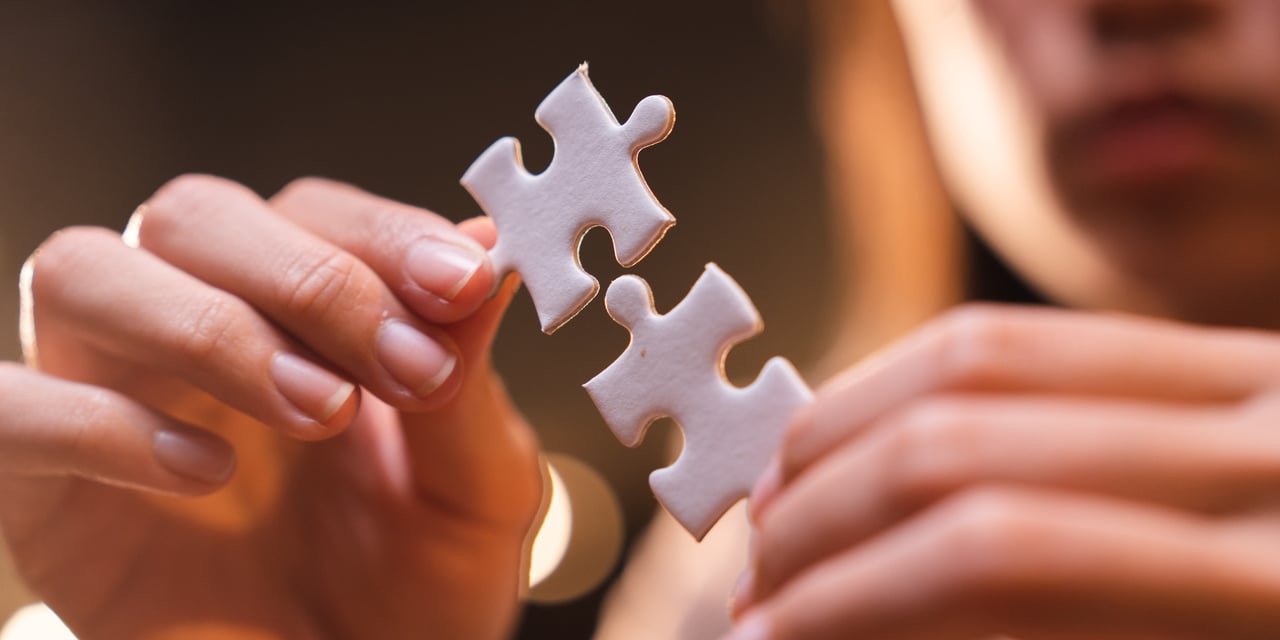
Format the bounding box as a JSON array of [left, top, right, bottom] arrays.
[[930, 488, 1041, 593], [271, 176, 350, 207], [27, 226, 119, 287], [881, 400, 971, 504], [141, 174, 252, 245], [942, 488, 1026, 548], [149, 174, 243, 212], [276, 248, 368, 320], [174, 294, 246, 362], [932, 304, 1018, 387]]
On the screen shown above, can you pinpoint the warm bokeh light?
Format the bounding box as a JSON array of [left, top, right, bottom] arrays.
[[527, 454, 624, 604], [0, 604, 74, 640], [527, 459, 573, 587]]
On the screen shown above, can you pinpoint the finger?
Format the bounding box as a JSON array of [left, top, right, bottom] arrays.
[[736, 487, 1280, 640], [28, 226, 359, 439], [0, 363, 235, 496], [400, 274, 545, 533], [773, 305, 1280, 501], [750, 394, 1280, 608], [268, 178, 495, 324], [135, 175, 460, 410], [458, 216, 499, 250]]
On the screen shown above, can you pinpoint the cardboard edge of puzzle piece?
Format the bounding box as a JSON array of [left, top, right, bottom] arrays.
[[460, 64, 677, 333], [585, 263, 815, 540]]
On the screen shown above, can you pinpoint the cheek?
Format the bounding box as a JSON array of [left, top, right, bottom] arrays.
[[895, 0, 1142, 310], [971, 0, 1096, 119]]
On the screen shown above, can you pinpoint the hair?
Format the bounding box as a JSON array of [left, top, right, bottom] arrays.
[[803, 0, 1042, 377], [802, 0, 961, 376]]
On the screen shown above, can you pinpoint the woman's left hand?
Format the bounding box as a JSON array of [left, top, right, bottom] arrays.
[[732, 304, 1280, 640]]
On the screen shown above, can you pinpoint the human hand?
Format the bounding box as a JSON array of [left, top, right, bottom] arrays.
[[731, 305, 1280, 639], [0, 176, 543, 640]]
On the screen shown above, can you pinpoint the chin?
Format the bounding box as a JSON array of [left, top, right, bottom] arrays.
[[1078, 213, 1280, 329], [1046, 143, 1280, 316]]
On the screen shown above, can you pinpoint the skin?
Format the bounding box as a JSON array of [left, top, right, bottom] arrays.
[[731, 0, 1280, 639], [8, 1, 1280, 639], [1, 176, 542, 639]]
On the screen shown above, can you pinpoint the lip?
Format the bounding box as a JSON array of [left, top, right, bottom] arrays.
[[1065, 94, 1233, 189]]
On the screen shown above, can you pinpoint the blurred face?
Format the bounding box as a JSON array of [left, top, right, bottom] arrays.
[[891, 0, 1280, 326]]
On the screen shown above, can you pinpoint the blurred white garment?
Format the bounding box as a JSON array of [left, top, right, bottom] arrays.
[[596, 502, 749, 639]]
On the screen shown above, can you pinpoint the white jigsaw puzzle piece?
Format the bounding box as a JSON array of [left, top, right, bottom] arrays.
[[584, 263, 814, 540], [461, 64, 677, 333]]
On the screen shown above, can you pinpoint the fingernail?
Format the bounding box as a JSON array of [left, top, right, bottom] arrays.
[[724, 613, 771, 640], [406, 235, 486, 301], [749, 460, 782, 521], [376, 320, 457, 396], [153, 429, 235, 485], [270, 352, 357, 425]]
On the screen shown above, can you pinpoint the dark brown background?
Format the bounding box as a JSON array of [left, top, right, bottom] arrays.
[[0, 1, 834, 636]]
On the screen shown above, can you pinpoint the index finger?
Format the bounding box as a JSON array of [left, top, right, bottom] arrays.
[[268, 178, 496, 325], [769, 304, 1280, 502]]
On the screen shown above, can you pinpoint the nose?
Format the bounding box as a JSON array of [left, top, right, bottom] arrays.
[[1089, 0, 1222, 46]]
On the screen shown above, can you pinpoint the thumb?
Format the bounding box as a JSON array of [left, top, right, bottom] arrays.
[[400, 265, 543, 531]]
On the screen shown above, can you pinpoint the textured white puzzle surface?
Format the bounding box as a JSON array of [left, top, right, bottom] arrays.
[[585, 264, 814, 540], [462, 64, 676, 333]]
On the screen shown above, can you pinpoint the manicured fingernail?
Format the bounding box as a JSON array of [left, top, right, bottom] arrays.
[[406, 235, 486, 301], [270, 352, 356, 425], [749, 460, 782, 520], [153, 429, 235, 485], [724, 613, 770, 640], [376, 320, 457, 396]]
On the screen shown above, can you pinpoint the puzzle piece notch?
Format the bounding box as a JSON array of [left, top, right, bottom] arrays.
[[461, 64, 677, 334], [584, 263, 815, 540]]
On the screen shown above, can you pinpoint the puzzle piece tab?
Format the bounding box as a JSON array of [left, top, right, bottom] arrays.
[[584, 263, 814, 539], [462, 64, 677, 333]]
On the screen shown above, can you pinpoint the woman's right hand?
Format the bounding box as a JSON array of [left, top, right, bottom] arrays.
[[0, 175, 544, 640]]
